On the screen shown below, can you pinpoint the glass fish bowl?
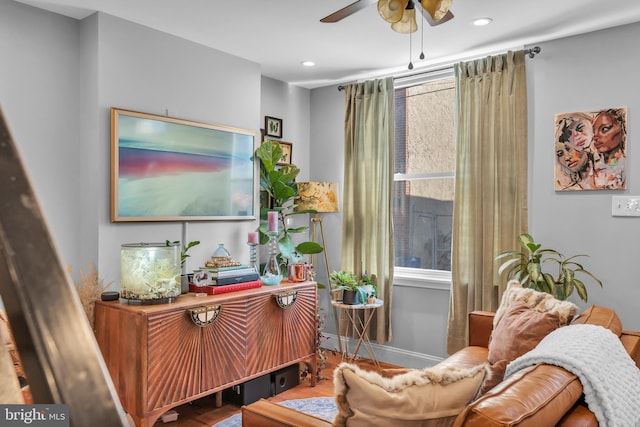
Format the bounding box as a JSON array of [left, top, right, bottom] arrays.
[[120, 242, 181, 304]]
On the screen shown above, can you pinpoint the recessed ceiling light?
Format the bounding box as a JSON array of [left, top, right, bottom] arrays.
[[472, 17, 492, 26], [301, 60, 316, 67]]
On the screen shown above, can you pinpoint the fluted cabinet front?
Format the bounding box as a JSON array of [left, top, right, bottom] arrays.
[[94, 281, 317, 427], [146, 310, 201, 410], [201, 297, 248, 391]]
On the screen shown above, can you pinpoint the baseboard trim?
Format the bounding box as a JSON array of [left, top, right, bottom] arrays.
[[321, 333, 444, 369]]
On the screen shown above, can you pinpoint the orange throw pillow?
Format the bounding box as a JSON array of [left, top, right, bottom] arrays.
[[488, 301, 562, 365]]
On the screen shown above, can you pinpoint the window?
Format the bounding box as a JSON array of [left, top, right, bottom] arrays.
[[393, 73, 456, 274]]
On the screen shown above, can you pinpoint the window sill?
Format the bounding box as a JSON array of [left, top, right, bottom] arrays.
[[393, 267, 451, 291]]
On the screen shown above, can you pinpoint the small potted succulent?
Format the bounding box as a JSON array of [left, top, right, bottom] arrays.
[[330, 271, 359, 304]]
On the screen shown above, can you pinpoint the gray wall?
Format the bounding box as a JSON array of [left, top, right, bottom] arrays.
[[0, 1, 310, 292], [3, 0, 639, 367], [0, 0, 82, 273], [310, 21, 640, 366], [529, 23, 640, 328]]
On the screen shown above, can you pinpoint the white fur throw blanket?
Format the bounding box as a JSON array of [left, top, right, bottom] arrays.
[[505, 324, 640, 427]]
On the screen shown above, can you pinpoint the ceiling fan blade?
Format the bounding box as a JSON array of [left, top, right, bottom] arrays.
[[320, 0, 377, 23], [419, 8, 454, 26]]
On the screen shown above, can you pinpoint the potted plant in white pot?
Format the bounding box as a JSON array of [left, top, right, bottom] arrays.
[[495, 233, 602, 302], [359, 273, 378, 304]]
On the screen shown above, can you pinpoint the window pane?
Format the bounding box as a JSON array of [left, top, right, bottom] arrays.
[[393, 179, 453, 270], [394, 77, 455, 272]]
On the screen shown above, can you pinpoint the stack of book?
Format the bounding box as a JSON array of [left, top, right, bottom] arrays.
[[189, 264, 262, 295], [204, 265, 259, 286]]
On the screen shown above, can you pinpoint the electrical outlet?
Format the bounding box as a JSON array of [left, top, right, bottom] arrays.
[[612, 196, 640, 217]]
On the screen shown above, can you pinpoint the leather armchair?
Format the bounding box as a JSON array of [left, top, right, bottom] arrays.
[[241, 309, 640, 427]]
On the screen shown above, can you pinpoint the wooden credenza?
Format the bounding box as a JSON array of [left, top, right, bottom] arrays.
[[94, 281, 317, 427]]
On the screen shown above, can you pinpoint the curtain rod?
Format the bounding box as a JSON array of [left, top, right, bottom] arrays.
[[337, 46, 541, 91]]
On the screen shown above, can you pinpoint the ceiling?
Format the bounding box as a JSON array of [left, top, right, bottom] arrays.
[[14, 0, 640, 89]]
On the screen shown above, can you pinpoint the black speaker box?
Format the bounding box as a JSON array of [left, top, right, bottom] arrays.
[[271, 364, 300, 395], [222, 374, 271, 406]]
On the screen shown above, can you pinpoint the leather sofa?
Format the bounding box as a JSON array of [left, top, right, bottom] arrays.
[[241, 308, 640, 427]]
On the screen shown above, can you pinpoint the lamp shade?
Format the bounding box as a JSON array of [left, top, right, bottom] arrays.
[[377, 0, 409, 23], [420, 0, 452, 22], [295, 182, 339, 213], [391, 6, 417, 33]]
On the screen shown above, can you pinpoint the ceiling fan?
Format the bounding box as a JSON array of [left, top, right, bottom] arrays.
[[321, 0, 454, 31]]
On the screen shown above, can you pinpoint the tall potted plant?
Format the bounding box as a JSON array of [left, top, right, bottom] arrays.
[[495, 233, 602, 302], [255, 140, 323, 275]]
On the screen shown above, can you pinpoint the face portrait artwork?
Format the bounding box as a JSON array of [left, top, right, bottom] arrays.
[[554, 107, 627, 191]]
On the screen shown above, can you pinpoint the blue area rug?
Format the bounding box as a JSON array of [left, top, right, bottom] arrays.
[[213, 397, 337, 427]]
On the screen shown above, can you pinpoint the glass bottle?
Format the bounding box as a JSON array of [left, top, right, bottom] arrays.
[[247, 240, 259, 273], [213, 243, 231, 257], [260, 232, 282, 285]]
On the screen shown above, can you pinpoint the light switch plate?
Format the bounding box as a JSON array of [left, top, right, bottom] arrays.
[[612, 196, 640, 216]]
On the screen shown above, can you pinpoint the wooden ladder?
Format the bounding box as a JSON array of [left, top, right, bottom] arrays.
[[0, 105, 128, 426]]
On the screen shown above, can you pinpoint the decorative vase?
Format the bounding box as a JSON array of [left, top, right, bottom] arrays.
[[287, 263, 307, 282], [213, 243, 231, 257], [247, 241, 259, 273], [260, 232, 282, 285], [181, 274, 189, 294], [342, 289, 357, 305]]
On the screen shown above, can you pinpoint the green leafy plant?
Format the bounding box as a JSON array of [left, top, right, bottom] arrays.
[[495, 233, 602, 302], [330, 270, 358, 290], [255, 140, 323, 268], [359, 273, 377, 299], [166, 240, 201, 269], [330, 270, 375, 303]]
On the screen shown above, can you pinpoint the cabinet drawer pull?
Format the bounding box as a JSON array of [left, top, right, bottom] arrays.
[[189, 305, 220, 327], [274, 290, 298, 309]]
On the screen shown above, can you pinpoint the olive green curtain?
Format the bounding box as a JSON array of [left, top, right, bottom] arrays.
[[342, 77, 394, 343], [446, 51, 529, 354]]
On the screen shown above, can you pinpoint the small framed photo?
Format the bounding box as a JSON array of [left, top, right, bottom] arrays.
[[265, 116, 283, 138], [277, 141, 292, 165]]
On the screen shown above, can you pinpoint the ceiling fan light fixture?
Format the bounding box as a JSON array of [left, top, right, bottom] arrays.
[[420, 0, 452, 22], [378, 0, 409, 23], [391, 4, 417, 33]]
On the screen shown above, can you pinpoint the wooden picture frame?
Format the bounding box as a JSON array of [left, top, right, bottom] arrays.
[[110, 107, 256, 222], [265, 116, 283, 138], [277, 141, 293, 165]]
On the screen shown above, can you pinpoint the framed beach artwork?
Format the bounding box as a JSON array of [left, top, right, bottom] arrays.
[[110, 108, 255, 222], [554, 107, 627, 191]]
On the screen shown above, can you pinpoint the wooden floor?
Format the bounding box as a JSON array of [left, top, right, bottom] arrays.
[[152, 349, 398, 426]]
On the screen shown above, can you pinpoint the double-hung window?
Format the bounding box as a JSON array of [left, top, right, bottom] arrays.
[[393, 71, 456, 285]]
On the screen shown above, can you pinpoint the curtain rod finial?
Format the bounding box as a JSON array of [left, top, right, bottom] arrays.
[[525, 46, 541, 58]]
